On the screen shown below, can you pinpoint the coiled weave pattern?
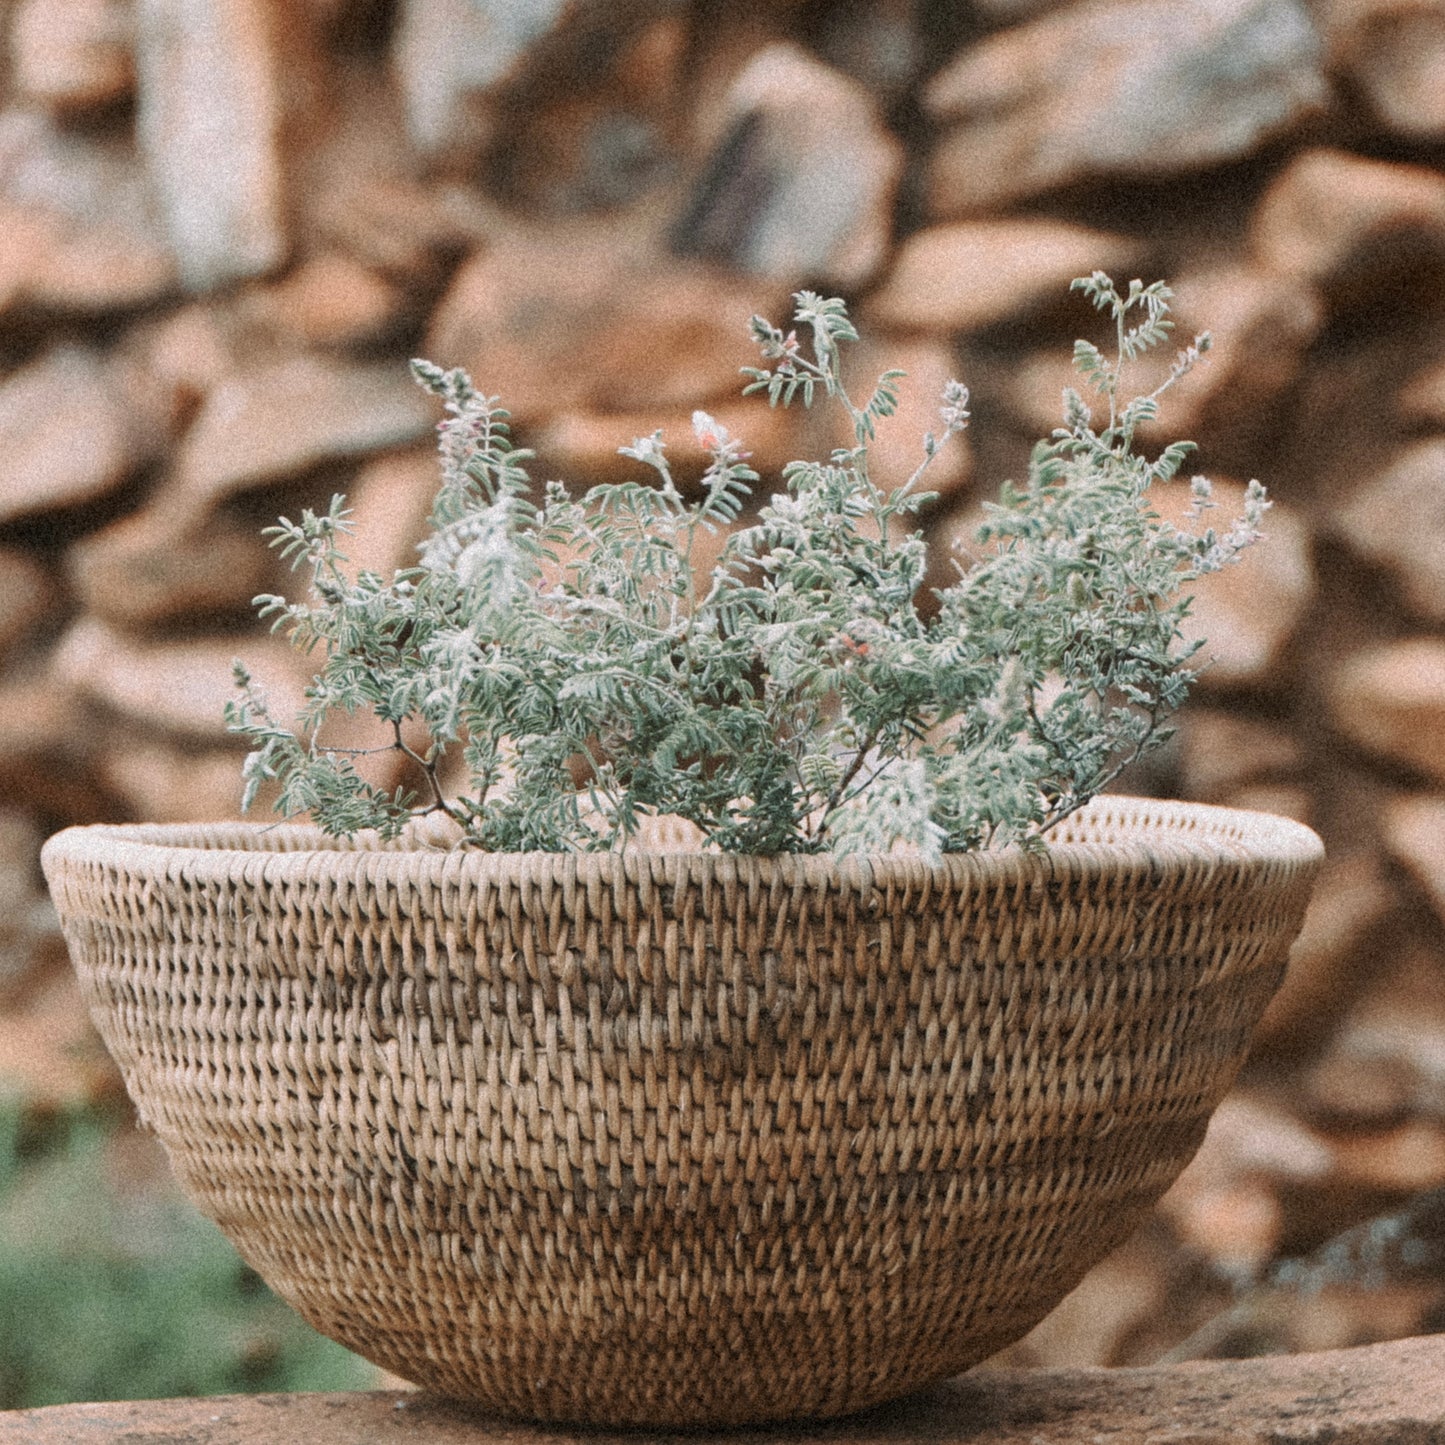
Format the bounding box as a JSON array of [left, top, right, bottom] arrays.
[[43, 798, 1321, 1426]]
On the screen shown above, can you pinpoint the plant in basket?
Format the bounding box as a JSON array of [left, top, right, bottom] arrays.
[[227, 275, 1260, 859], [42, 275, 1323, 1427]]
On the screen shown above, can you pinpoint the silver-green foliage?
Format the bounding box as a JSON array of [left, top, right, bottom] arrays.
[[228, 274, 1267, 858]]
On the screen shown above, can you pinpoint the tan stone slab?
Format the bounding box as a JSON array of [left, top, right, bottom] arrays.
[[0, 348, 146, 525], [134, 0, 301, 292], [679, 41, 904, 289], [866, 220, 1138, 335], [1250, 149, 1445, 294], [1330, 640, 1445, 785], [171, 355, 434, 503], [424, 215, 785, 427], [3, 1337, 1444, 1444], [924, 0, 1326, 217], [12, 0, 134, 117]]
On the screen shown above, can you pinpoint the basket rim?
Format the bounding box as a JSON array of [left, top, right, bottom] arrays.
[[41, 795, 1324, 888]]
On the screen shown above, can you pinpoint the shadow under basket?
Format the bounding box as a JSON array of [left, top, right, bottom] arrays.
[[41, 797, 1322, 1427]]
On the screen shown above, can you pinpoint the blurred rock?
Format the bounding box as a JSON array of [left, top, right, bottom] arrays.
[[1305, 1047, 1420, 1132], [172, 355, 433, 504], [1250, 149, 1445, 301], [1357, 944, 1445, 1044], [98, 740, 257, 824], [811, 0, 920, 99], [314, 175, 493, 286], [1253, 853, 1400, 1059], [1222, 783, 1314, 825], [0, 349, 146, 526], [135, 0, 309, 291], [475, 1, 696, 209], [0, 810, 64, 1007], [0, 205, 58, 314], [1178, 710, 1302, 803], [393, 0, 568, 157], [1149, 479, 1314, 690], [1161, 1092, 1334, 1278], [51, 618, 310, 743], [48, 617, 415, 810], [426, 217, 783, 424], [27, 214, 179, 315], [611, 13, 689, 111], [1303, 1012, 1445, 1130], [1167, 1203, 1445, 1360], [67, 505, 269, 630], [12, 0, 134, 117], [397, 0, 685, 188], [1169, 265, 1324, 441], [969, 0, 1077, 14], [1001, 265, 1321, 448], [113, 303, 235, 438], [1337, 442, 1445, 623], [684, 10, 798, 148], [340, 447, 440, 579], [937, 478, 1312, 693], [0, 112, 177, 314], [1329, 1120, 1445, 1195], [1324, 0, 1445, 139], [995, 1233, 1171, 1368], [96, 707, 419, 826], [673, 42, 903, 289], [0, 550, 54, 663], [1288, 1186, 1445, 1298], [1383, 793, 1445, 923], [0, 678, 108, 821], [866, 220, 1137, 334], [925, 0, 1326, 217], [1330, 641, 1445, 784], [244, 252, 411, 350], [484, 90, 676, 217], [1176, 1180, 1285, 1282], [1181, 1093, 1337, 1188], [0, 958, 119, 1108], [1401, 358, 1445, 424], [999, 349, 1117, 441]]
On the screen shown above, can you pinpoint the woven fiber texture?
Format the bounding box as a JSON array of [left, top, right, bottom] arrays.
[[42, 798, 1322, 1427]]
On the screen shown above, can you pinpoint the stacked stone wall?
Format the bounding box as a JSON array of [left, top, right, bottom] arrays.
[[3, 0, 1445, 1364]]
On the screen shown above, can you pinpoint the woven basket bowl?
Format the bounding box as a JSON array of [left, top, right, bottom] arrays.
[[42, 797, 1321, 1427]]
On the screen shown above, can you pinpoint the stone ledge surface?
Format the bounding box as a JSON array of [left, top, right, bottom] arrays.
[[2, 1336, 1443, 1444]]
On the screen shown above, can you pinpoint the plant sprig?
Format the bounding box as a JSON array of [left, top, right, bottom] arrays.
[[229, 275, 1265, 858]]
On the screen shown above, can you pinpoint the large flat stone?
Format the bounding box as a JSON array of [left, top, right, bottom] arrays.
[[11, 0, 135, 117], [1336, 441, 1445, 622], [2, 1337, 1443, 1442], [1325, 0, 1445, 139], [0, 348, 146, 524], [0, 111, 178, 315], [675, 41, 904, 288], [425, 217, 783, 425], [925, 0, 1326, 216], [1250, 148, 1445, 296], [1330, 639, 1445, 783], [866, 219, 1138, 334], [134, 0, 302, 292], [1149, 479, 1315, 691], [171, 354, 434, 503], [393, 0, 570, 155], [50, 618, 311, 744], [66, 504, 271, 630]]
